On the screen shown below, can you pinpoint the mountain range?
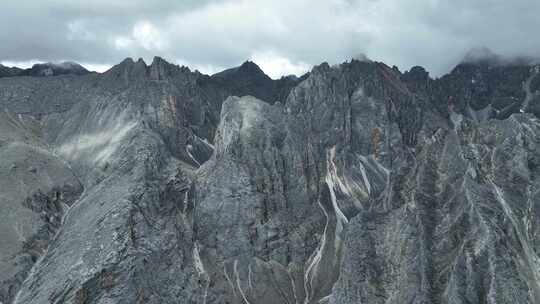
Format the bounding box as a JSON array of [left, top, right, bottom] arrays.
[[1, 54, 540, 304]]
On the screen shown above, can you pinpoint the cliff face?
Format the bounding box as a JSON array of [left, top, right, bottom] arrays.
[[0, 56, 539, 304]]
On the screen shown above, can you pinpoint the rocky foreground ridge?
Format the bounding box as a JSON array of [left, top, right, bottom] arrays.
[[1, 54, 540, 304]]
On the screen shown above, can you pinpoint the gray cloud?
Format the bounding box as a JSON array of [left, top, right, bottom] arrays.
[[1, 0, 539, 78]]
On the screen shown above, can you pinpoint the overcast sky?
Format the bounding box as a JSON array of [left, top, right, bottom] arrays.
[[1, 0, 539, 78]]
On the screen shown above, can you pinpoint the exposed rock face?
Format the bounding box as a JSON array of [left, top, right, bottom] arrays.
[[0, 110, 83, 304], [331, 109, 540, 304], [1, 55, 540, 304]]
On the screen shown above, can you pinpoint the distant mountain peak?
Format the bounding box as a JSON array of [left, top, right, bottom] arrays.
[[119, 57, 135, 65], [212, 60, 270, 80], [0, 61, 89, 78], [151, 56, 167, 66], [103, 56, 194, 84], [238, 60, 264, 72]]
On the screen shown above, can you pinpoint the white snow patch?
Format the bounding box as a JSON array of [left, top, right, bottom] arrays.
[[358, 161, 371, 195], [198, 136, 215, 149], [193, 243, 206, 276], [234, 259, 251, 304], [303, 211, 327, 303], [247, 263, 254, 290], [326, 147, 377, 210], [303, 146, 351, 304], [325, 146, 349, 225], [223, 264, 237, 297], [186, 144, 201, 167]]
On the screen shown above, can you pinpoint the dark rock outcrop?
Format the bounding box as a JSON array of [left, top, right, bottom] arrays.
[[0, 65, 23, 78], [204, 61, 305, 104]]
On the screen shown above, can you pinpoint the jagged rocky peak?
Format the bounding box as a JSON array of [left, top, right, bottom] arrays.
[[150, 56, 183, 80], [212, 60, 270, 81], [102, 56, 195, 85], [208, 60, 302, 104], [104, 57, 148, 79], [148, 56, 193, 80], [393, 48, 540, 122], [403, 65, 429, 80], [237, 60, 266, 74], [433, 50, 535, 119], [401, 66, 431, 93]]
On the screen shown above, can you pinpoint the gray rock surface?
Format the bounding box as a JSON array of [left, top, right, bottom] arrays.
[[0, 110, 83, 304], [1, 55, 540, 304]]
